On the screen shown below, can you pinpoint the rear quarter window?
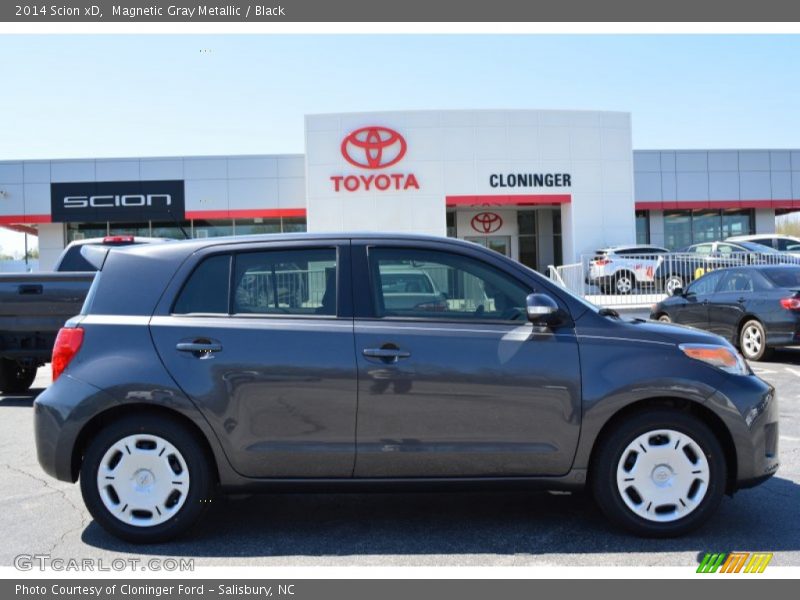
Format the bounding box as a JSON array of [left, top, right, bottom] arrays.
[[172, 255, 231, 314]]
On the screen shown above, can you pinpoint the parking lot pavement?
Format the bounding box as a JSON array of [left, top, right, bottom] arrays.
[[1, 359, 799, 568]]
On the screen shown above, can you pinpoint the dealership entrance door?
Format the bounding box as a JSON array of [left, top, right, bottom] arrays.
[[451, 207, 562, 273], [464, 235, 512, 257]]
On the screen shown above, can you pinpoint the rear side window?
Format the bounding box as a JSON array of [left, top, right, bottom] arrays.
[[173, 255, 231, 314], [57, 245, 96, 272], [232, 248, 337, 316]]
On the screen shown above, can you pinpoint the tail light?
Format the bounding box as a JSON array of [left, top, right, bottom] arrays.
[[780, 297, 800, 311], [103, 235, 134, 244], [52, 327, 84, 381], [593, 258, 612, 266]]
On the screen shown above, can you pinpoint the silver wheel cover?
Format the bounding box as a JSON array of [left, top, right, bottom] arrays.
[[96, 434, 191, 527], [616, 429, 710, 523], [742, 324, 763, 358]]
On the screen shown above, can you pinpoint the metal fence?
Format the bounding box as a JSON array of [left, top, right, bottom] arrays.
[[548, 251, 800, 309]]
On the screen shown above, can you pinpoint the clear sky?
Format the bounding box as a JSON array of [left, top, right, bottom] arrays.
[[1, 34, 799, 253]]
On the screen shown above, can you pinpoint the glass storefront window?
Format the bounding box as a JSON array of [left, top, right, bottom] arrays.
[[691, 210, 721, 244], [281, 217, 307, 233], [192, 220, 233, 238], [722, 210, 753, 239], [66, 222, 108, 242], [234, 218, 282, 236], [664, 209, 753, 250], [108, 222, 152, 238], [517, 211, 537, 270], [151, 221, 192, 240], [635, 210, 650, 244], [446, 212, 456, 237]]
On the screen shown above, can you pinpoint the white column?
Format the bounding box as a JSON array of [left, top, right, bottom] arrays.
[[754, 208, 776, 234], [37, 223, 66, 271]]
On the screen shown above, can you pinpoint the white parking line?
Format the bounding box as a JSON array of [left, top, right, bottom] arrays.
[[784, 367, 800, 377], [780, 435, 800, 443]]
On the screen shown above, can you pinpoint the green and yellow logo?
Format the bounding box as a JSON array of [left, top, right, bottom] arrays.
[[697, 552, 773, 573]]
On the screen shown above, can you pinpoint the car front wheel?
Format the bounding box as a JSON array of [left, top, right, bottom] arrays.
[[591, 409, 726, 537], [80, 414, 215, 543]]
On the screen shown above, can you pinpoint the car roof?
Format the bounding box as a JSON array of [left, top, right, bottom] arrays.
[[596, 244, 667, 252], [65, 236, 170, 247], [728, 234, 800, 242], [101, 232, 484, 260]]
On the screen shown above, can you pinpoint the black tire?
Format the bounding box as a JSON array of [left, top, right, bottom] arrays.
[[590, 409, 726, 538], [613, 272, 635, 295], [0, 358, 37, 394], [80, 413, 215, 543], [739, 319, 773, 362], [662, 275, 685, 297]]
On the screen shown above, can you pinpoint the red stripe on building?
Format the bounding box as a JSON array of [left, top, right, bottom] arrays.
[[446, 194, 571, 207], [184, 208, 307, 219], [635, 199, 800, 210], [0, 214, 52, 224]]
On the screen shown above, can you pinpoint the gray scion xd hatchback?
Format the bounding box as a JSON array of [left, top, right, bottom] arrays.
[[34, 234, 779, 543]]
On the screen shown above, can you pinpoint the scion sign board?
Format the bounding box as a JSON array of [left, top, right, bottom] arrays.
[[50, 180, 185, 223]]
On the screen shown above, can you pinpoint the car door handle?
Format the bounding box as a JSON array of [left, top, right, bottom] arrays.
[[176, 342, 222, 353], [362, 348, 411, 362], [737, 297, 746, 304], [18, 284, 43, 295]]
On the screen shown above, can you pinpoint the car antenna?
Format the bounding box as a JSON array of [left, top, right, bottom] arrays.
[[166, 208, 190, 239]]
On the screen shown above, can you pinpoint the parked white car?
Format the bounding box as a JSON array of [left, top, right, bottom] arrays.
[[587, 245, 670, 295], [727, 234, 800, 255]]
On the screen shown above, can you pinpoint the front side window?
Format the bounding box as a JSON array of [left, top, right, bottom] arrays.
[[233, 248, 337, 316], [687, 270, 724, 296], [369, 248, 532, 321]]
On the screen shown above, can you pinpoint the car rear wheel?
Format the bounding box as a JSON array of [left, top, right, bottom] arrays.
[[614, 272, 635, 295], [0, 359, 37, 394], [80, 414, 215, 543], [663, 275, 684, 296], [739, 319, 772, 362], [657, 314, 672, 323], [591, 409, 725, 537]]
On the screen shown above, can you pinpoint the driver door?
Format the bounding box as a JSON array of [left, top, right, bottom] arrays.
[[351, 243, 582, 478]]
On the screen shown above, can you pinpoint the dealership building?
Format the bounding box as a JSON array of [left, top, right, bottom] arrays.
[[1, 109, 799, 271]]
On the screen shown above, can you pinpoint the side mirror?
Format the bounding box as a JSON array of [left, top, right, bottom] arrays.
[[526, 293, 560, 326], [671, 287, 684, 297]]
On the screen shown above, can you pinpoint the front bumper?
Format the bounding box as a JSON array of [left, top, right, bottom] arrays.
[[706, 374, 779, 490], [34, 374, 117, 482]]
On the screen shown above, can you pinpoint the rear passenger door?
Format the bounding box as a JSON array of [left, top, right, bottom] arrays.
[[149, 240, 358, 478]]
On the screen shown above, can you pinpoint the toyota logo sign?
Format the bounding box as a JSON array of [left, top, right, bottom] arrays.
[[470, 212, 503, 234], [341, 126, 407, 169]]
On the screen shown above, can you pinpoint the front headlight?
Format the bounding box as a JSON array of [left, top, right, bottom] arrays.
[[679, 343, 750, 376]]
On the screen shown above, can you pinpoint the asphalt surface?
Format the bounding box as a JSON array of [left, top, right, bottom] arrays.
[[2, 348, 799, 568]]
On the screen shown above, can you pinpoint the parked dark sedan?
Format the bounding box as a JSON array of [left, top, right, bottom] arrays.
[[34, 234, 779, 542], [651, 265, 800, 360]]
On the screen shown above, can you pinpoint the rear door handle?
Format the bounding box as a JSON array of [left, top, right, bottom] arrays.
[[362, 348, 411, 362], [18, 284, 43, 295], [176, 342, 222, 354]]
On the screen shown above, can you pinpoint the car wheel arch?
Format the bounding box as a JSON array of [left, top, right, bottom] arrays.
[[71, 403, 221, 484], [585, 397, 738, 494]]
